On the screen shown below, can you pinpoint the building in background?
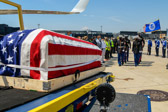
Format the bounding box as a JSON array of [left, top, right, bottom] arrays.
[[52, 30, 113, 39], [120, 31, 138, 36]]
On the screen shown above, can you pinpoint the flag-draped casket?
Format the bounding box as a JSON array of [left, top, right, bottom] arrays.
[[0, 29, 102, 80]]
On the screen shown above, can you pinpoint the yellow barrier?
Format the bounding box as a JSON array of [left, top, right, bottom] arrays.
[[0, 0, 24, 30]]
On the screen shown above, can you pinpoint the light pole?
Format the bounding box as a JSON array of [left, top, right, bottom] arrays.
[[38, 24, 40, 28], [101, 25, 102, 33]]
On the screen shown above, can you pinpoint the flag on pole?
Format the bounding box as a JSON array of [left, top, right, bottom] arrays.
[[144, 20, 161, 32]]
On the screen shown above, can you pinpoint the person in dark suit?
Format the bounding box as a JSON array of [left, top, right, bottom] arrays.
[[92, 36, 97, 45]]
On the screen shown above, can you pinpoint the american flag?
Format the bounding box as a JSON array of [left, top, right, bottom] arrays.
[[0, 29, 101, 80]]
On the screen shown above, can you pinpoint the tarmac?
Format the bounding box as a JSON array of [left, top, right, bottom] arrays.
[[105, 41, 168, 112]]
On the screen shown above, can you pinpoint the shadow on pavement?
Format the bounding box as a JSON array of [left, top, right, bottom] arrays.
[[123, 61, 154, 67], [104, 57, 117, 67]]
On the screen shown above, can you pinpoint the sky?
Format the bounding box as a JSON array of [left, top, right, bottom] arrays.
[[0, 0, 168, 33]]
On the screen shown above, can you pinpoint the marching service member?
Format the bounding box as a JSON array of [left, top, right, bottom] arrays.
[[125, 35, 131, 62], [117, 35, 124, 66], [138, 34, 145, 64], [132, 36, 140, 66], [147, 38, 152, 55], [162, 37, 167, 58], [155, 37, 160, 56]]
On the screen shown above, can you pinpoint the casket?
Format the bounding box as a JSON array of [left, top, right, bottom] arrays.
[[0, 29, 102, 80]]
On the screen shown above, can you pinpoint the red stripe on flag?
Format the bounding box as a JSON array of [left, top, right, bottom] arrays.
[[48, 43, 102, 55], [48, 61, 101, 79], [30, 31, 46, 79]]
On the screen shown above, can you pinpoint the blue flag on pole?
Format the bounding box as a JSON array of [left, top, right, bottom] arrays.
[[144, 20, 161, 32]]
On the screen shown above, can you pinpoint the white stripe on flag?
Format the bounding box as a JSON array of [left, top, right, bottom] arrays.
[[39, 35, 50, 80], [0, 57, 100, 72], [48, 55, 101, 67], [20, 29, 43, 77]]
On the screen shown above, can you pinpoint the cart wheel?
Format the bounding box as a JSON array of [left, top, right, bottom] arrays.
[[95, 83, 116, 109]]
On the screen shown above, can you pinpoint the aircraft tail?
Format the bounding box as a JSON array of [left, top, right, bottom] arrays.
[[71, 0, 90, 13]]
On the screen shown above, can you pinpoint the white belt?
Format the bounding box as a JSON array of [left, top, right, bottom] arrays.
[[0, 57, 101, 72]]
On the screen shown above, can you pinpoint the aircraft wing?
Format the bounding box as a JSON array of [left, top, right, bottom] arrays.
[[0, 10, 78, 15], [0, 0, 90, 15]]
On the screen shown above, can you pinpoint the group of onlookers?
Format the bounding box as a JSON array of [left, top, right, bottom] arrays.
[[147, 37, 168, 58], [75, 34, 167, 67], [92, 35, 118, 63]]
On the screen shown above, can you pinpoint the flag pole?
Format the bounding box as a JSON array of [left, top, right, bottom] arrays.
[[159, 19, 162, 39]]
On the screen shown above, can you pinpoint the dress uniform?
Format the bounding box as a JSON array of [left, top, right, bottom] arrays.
[[117, 36, 124, 66], [162, 37, 167, 58], [132, 36, 140, 66], [123, 37, 127, 63], [147, 39, 152, 55], [125, 36, 131, 61], [155, 38, 160, 56], [138, 34, 145, 64]]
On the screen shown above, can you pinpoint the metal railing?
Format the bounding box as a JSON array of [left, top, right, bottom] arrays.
[[0, 0, 24, 30]]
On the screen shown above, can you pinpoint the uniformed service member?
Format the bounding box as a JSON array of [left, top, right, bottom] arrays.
[[155, 37, 160, 56], [132, 36, 140, 66], [125, 35, 131, 62], [117, 35, 124, 66], [123, 36, 127, 63], [162, 37, 167, 58], [138, 34, 145, 64], [147, 38, 152, 55]]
